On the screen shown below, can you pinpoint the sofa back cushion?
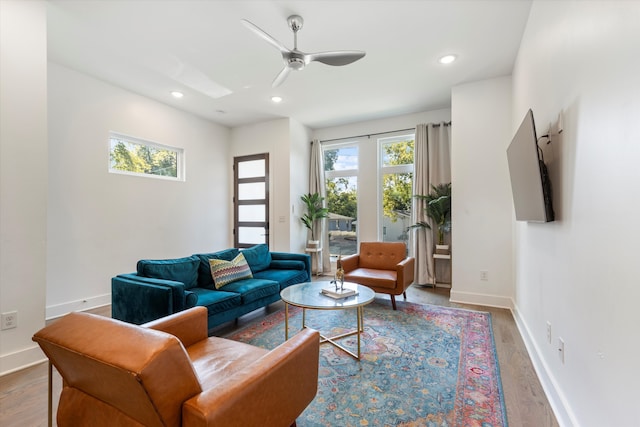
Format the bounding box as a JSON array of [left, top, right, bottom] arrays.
[[137, 256, 200, 290], [196, 249, 240, 288], [241, 244, 272, 273]]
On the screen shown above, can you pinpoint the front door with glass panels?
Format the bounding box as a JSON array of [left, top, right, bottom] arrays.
[[234, 154, 269, 248]]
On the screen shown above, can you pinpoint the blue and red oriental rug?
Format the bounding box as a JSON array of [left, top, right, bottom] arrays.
[[226, 299, 507, 427]]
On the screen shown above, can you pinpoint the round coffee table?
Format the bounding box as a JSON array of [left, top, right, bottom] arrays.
[[280, 281, 375, 360]]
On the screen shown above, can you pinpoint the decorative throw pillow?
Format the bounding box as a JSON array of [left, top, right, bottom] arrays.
[[209, 252, 253, 289]]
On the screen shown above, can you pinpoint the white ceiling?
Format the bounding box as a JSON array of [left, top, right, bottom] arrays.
[[47, 0, 532, 129]]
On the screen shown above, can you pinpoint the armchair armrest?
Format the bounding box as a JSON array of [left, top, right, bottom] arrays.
[[397, 257, 416, 287], [143, 306, 208, 348], [182, 328, 320, 427], [339, 254, 360, 273]]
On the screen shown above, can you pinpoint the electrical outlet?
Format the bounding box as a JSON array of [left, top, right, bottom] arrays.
[[480, 270, 489, 281], [1, 311, 18, 330], [558, 337, 565, 364], [546, 321, 552, 343]]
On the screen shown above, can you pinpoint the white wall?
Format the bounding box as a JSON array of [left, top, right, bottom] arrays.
[[46, 63, 230, 318], [289, 119, 313, 252], [0, 0, 48, 375], [512, 2, 640, 426], [450, 77, 514, 308], [313, 109, 451, 244], [230, 118, 312, 252]]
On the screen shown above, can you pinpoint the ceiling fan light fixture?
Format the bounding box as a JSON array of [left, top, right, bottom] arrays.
[[439, 54, 457, 64]]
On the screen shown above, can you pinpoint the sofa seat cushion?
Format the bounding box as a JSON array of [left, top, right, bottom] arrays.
[[241, 244, 272, 273], [253, 269, 309, 289], [137, 256, 200, 289], [186, 337, 268, 389], [190, 288, 242, 315], [218, 278, 279, 305], [344, 268, 398, 290]]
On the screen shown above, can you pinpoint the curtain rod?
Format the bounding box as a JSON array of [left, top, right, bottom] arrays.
[[316, 121, 451, 144]]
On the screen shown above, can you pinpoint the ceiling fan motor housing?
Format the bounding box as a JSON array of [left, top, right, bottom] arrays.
[[288, 56, 306, 70]]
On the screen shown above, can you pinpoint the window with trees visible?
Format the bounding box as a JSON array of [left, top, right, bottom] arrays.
[[380, 135, 414, 244], [109, 133, 183, 180], [324, 143, 358, 256]]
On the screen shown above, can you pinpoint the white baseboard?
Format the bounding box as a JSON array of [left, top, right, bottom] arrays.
[[0, 345, 46, 376], [45, 293, 111, 320], [0, 295, 111, 377], [511, 305, 579, 427], [449, 289, 514, 310]]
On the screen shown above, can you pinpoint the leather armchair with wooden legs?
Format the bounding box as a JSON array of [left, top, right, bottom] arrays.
[[338, 242, 415, 310], [32, 306, 319, 427]]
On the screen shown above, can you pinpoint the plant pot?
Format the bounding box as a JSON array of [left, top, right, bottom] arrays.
[[435, 244, 450, 255], [307, 240, 320, 249]]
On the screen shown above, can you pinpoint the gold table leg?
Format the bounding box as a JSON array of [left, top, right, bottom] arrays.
[[284, 302, 289, 340]]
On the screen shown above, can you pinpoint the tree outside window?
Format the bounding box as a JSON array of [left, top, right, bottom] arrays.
[[109, 134, 182, 180]]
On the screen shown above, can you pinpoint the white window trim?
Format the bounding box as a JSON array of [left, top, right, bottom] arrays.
[[108, 132, 185, 181]]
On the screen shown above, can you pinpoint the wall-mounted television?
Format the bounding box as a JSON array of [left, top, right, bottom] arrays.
[[506, 109, 555, 222]]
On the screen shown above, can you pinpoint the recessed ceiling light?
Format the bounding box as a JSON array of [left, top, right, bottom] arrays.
[[439, 54, 457, 64], [171, 91, 184, 98], [271, 96, 283, 103]]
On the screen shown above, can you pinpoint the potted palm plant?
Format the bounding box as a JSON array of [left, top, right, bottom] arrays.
[[410, 183, 452, 252], [300, 192, 329, 248]]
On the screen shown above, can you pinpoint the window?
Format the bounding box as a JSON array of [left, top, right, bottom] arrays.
[[379, 135, 414, 244], [324, 144, 358, 256], [109, 133, 183, 180]]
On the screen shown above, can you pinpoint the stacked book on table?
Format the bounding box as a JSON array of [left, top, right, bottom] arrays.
[[321, 283, 358, 299]]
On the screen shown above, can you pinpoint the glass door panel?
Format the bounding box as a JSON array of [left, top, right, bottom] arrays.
[[238, 205, 266, 222], [382, 171, 413, 244], [238, 182, 265, 200], [238, 227, 267, 245]]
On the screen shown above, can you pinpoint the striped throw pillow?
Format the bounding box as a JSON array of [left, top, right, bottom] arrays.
[[209, 252, 253, 289]]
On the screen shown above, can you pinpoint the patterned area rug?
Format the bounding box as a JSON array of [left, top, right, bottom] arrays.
[[226, 299, 508, 427]]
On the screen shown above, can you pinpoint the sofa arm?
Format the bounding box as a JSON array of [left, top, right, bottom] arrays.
[[143, 307, 208, 347], [111, 274, 189, 325], [339, 254, 360, 273], [397, 257, 416, 287], [182, 328, 320, 427], [271, 252, 312, 281]]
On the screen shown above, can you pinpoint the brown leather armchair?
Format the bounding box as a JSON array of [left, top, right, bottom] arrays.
[[32, 306, 319, 427], [338, 242, 415, 310]]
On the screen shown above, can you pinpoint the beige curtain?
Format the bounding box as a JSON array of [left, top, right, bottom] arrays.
[[309, 140, 331, 274], [411, 123, 451, 285]]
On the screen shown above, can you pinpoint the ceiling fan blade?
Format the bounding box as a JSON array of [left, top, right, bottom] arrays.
[[241, 19, 290, 54], [272, 66, 291, 88], [308, 50, 366, 66]]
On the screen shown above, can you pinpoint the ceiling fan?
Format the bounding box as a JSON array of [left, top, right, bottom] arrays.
[[241, 15, 366, 88]]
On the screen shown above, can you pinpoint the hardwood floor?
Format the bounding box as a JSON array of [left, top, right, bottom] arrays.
[[0, 285, 558, 427]]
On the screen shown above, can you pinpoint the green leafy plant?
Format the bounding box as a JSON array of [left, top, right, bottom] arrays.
[[409, 183, 451, 245], [300, 192, 329, 241]]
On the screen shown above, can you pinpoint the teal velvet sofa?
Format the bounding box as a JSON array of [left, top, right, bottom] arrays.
[[111, 244, 311, 330]]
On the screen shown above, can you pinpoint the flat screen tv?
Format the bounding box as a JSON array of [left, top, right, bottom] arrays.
[[506, 109, 555, 222]]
